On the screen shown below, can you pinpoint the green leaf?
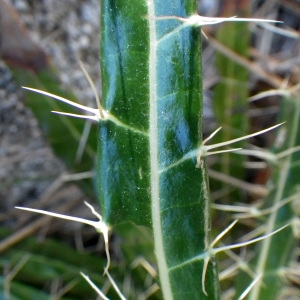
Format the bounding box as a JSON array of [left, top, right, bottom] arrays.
[[235, 92, 300, 299], [114, 222, 162, 299], [99, 0, 220, 299], [0, 229, 106, 299], [212, 4, 250, 200], [0, 278, 50, 300]]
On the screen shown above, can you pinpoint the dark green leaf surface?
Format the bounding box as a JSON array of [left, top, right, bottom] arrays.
[[99, 0, 151, 226], [99, 0, 220, 299]]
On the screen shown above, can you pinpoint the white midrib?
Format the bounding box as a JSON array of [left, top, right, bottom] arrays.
[[148, 1, 173, 299]]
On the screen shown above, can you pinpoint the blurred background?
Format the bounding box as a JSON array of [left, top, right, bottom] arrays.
[[0, 0, 299, 299]]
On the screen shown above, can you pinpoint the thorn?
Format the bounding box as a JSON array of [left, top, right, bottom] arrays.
[[80, 272, 110, 300], [78, 60, 106, 119], [202, 127, 222, 145], [196, 123, 284, 165], [180, 14, 283, 27], [51, 110, 99, 121], [202, 256, 210, 296], [106, 272, 127, 300], [211, 220, 239, 248], [15, 205, 111, 274], [22, 86, 106, 122], [238, 274, 262, 300], [213, 224, 289, 255]]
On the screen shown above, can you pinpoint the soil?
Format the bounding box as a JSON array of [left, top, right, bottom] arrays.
[[0, 0, 102, 248]]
